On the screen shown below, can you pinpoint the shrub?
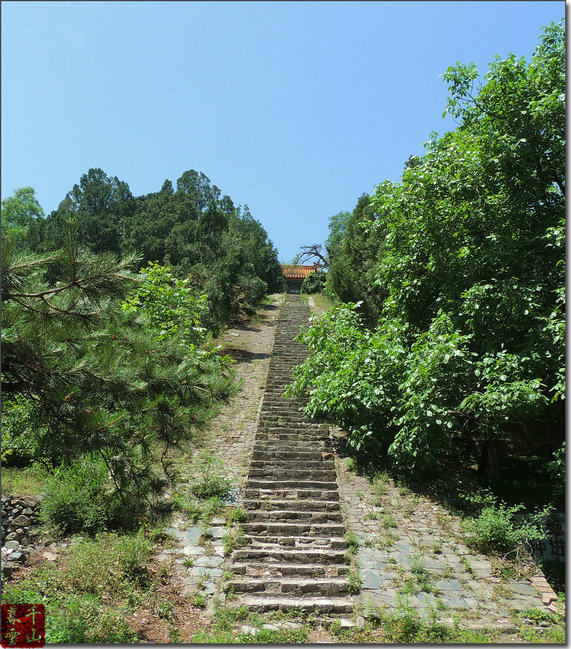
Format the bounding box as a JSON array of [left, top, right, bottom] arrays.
[[301, 269, 327, 294], [463, 502, 550, 554], [40, 459, 112, 536]]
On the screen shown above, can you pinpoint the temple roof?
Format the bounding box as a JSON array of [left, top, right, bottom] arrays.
[[281, 264, 319, 281]]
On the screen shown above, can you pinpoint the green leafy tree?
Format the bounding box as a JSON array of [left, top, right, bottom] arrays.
[[2, 212, 235, 527], [289, 22, 564, 477], [1, 187, 44, 252]]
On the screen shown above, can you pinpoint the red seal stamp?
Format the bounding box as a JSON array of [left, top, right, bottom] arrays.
[[1, 604, 45, 647]]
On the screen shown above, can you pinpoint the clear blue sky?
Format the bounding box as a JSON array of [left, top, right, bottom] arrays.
[[1, 1, 564, 262]]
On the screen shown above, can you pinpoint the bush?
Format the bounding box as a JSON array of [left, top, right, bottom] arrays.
[[301, 269, 327, 294], [463, 502, 550, 554], [40, 459, 112, 536]]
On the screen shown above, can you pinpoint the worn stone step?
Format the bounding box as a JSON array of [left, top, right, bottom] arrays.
[[248, 469, 336, 481], [225, 577, 350, 597], [232, 547, 348, 564], [246, 509, 343, 523], [246, 479, 337, 491], [242, 498, 341, 512], [258, 428, 329, 438], [244, 535, 348, 550], [253, 439, 329, 449], [226, 595, 355, 614], [241, 521, 345, 537], [231, 561, 350, 578], [251, 449, 331, 461], [244, 488, 339, 501], [250, 458, 333, 468]]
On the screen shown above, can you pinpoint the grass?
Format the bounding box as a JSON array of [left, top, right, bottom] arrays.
[[381, 513, 397, 529], [1, 529, 155, 643], [309, 292, 333, 313], [190, 605, 309, 643], [1, 464, 46, 497], [332, 604, 498, 644]]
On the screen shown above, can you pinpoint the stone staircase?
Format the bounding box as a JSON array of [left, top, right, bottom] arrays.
[[225, 294, 357, 614]]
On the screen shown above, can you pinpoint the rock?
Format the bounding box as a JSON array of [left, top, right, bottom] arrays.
[[541, 592, 556, 605], [5, 532, 19, 542], [4, 541, 20, 551], [11, 515, 30, 527], [10, 552, 26, 563], [356, 616, 366, 629], [1, 564, 14, 579]]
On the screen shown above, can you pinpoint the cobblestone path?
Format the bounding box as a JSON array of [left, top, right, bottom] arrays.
[[225, 294, 357, 613]]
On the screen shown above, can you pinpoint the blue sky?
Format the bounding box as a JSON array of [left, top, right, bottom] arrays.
[[1, 1, 564, 262]]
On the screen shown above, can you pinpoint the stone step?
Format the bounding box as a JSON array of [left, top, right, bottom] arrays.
[[248, 469, 336, 481], [246, 509, 343, 523], [240, 521, 345, 537], [255, 436, 330, 445], [246, 479, 338, 491], [232, 547, 348, 564], [244, 535, 348, 550], [253, 442, 330, 453], [226, 594, 355, 614], [242, 498, 341, 512], [225, 577, 350, 597], [251, 450, 332, 461], [244, 488, 339, 501], [231, 561, 350, 578], [258, 428, 329, 438], [250, 457, 333, 468]]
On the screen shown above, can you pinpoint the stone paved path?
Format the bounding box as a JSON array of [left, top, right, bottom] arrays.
[[227, 293, 562, 630], [224, 294, 356, 613], [162, 293, 562, 633], [336, 457, 560, 630]]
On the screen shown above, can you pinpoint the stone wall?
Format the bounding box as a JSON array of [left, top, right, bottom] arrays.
[[1, 494, 41, 578]]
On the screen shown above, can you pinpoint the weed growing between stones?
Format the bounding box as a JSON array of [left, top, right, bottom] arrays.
[[372, 471, 389, 502], [346, 602, 496, 644], [345, 531, 360, 554], [513, 607, 566, 643], [382, 513, 397, 529], [347, 567, 362, 594], [171, 493, 223, 523], [226, 507, 247, 525], [191, 604, 309, 643], [223, 528, 247, 556], [189, 451, 234, 499]]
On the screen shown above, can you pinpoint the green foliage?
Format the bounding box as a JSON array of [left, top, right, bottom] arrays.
[[40, 459, 114, 536], [347, 568, 362, 593], [62, 530, 152, 594], [300, 269, 327, 294], [122, 262, 208, 349], [31, 168, 283, 332], [2, 213, 235, 530], [1, 187, 44, 253], [463, 498, 551, 554], [289, 23, 565, 477]]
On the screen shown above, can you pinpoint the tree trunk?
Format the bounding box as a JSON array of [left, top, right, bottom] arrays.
[[478, 438, 500, 478]]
